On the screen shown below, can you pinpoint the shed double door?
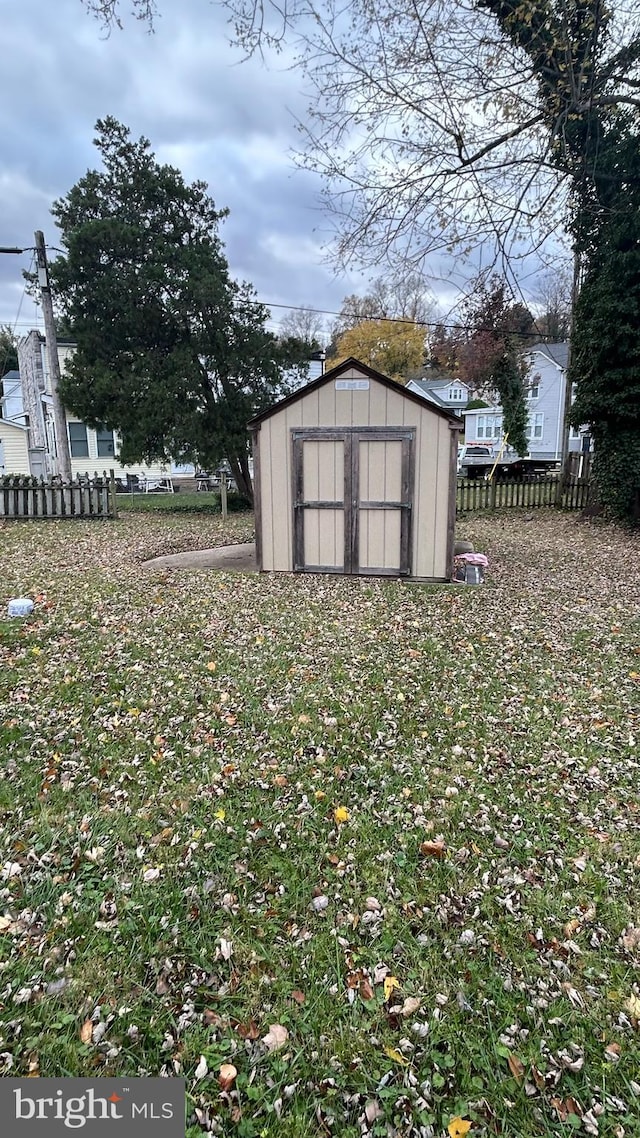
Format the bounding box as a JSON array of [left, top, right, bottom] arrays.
[[292, 427, 415, 575]]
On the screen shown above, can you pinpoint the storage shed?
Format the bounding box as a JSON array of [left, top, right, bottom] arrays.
[[249, 358, 463, 581]]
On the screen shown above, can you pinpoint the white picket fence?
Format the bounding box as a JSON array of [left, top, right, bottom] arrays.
[[0, 472, 117, 520]]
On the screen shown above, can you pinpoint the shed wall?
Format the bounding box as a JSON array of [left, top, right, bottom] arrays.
[[257, 366, 454, 578]]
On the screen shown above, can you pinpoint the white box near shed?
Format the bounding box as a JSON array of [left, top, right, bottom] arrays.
[[248, 358, 463, 581]]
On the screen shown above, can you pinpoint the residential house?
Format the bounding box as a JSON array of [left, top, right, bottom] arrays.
[[11, 331, 170, 481], [0, 367, 43, 476], [406, 375, 470, 411], [461, 342, 589, 461]]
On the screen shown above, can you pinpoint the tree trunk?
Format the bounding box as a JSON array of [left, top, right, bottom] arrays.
[[228, 452, 253, 504]]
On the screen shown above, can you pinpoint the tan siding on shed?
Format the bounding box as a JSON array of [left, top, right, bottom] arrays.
[[256, 364, 455, 578]]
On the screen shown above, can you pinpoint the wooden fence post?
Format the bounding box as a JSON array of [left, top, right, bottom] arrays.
[[220, 472, 228, 521], [109, 469, 118, 519]]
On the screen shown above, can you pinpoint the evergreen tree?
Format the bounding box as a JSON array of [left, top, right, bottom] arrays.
[[49, 118, 308, 500], [569, 118, 640, 523]]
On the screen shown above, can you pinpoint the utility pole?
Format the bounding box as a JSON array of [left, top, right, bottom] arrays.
[[559, 251, 583, 471], [553, 251, 582, 506], [35, 230, 72, 481]]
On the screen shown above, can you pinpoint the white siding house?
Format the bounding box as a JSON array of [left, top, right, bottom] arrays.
[[462, 343, 589, 461], [12, 331, 170, 481], [0, 421, 31, 475]]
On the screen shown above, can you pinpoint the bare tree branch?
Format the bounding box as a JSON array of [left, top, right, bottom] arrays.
[[80, 0, 640, 280]]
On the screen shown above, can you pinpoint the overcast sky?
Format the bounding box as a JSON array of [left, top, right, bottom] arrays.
[[0, 0, 385, 339], [0, 0, 564, 346]]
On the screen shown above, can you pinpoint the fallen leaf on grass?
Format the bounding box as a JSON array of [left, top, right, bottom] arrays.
[[194, 1055, 208, 1081], [218, 937, 234, 961], [364, 1101, 383, 1124], [0, 915, 14, 933], [218, 1063, 237, 1090], [507, 1053, 525, 1081], [621, 927, 640, 951], [384, 976, 401, 1001], [359, 977, 374, 1002], [401, 996, 421, 1017], [383, 1045, 409, 1066], [263, 1024, 289, 1052], [334, 806, 349, 824], [150, 827, 173, 846], [236, 1020, 259, 1040], [419, 840, 446, 859], [531, 1065, 546, 1091], [625, 994, 640, 1019], [448, 1117, 472, 1137], [550, 1096, 582, 1124], [291, 990, 305, 1005], [206, 661, 217, 672], [563, 918, 581, 937], [79, 1020, 93, 1045], [203, 1009, 225, 1028], [561, 982, 586, 1009]]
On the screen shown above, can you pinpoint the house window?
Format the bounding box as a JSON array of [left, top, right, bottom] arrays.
[[527, 376, 540, 399], [450, 386, 464, 401], [477, 414, 503, 439], [68, 421, 89, 458], [527, 413, 544, 440], [96, 427, 115, 457], [570, 426, 581, 440]]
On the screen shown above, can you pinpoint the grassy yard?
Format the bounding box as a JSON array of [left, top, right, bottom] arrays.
[[0, 510, 639, 1138], [116, 490, 251, 516]]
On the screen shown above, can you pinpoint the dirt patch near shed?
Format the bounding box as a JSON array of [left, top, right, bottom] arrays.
[[141, 542, 257, 572]]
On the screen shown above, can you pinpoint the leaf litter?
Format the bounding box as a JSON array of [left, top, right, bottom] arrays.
[[0, 510, 639, 1136]]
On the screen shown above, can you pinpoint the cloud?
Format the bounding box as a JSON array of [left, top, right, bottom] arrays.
[[0, 0, 355, 336]]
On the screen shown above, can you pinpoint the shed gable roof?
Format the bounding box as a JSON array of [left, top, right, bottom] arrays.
[[249, 357, 463, 428]]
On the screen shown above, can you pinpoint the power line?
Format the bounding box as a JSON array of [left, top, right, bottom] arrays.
[[1, 298, 558, 342], [262, 299, 559, 340], [0, 254, 35, 377]]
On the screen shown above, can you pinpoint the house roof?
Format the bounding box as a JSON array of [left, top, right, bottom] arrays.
[[460, 404, 500, 415], [1, 369, 21, 386], [411, 377, 467, 393], [248, 357, 464, 428], [0, 418, 29, 434], [408, 383, 447, 407], [528, 342, 569, 369]]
